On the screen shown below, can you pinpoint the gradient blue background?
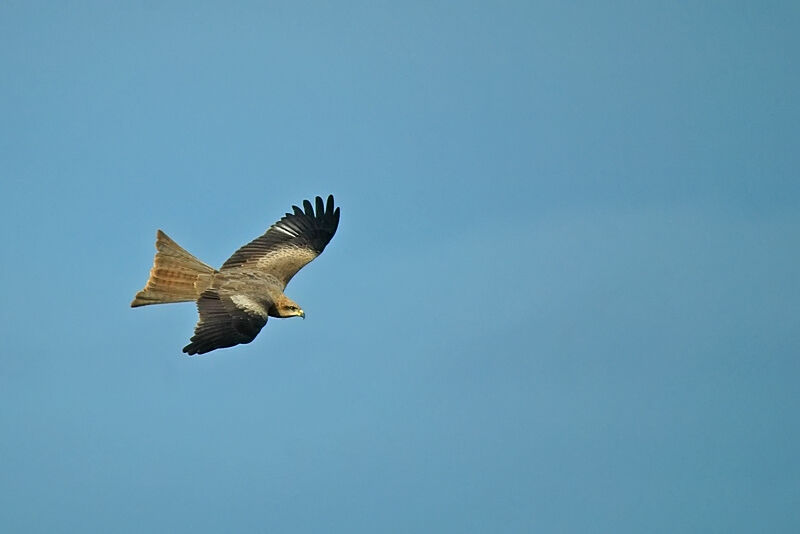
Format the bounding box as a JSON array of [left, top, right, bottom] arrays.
[[2, 2, 799, 532]]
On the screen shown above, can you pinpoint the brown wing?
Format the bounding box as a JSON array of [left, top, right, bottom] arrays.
[[220, 195, 340, 287], [182, 289, 269, 355]]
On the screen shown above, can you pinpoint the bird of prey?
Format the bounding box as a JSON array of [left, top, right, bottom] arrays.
[[131, 195, 340, 355]]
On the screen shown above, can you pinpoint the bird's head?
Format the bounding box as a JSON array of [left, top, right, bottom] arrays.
[[273, 295, 305, 319]]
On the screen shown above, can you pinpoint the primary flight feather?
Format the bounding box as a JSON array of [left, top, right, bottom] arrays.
[[131, 195, 340, 355]]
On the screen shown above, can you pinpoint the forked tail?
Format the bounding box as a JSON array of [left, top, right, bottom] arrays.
[[131, 230, 216, 307]]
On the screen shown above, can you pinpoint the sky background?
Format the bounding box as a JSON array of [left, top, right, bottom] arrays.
[[1, 1, 799, 532]]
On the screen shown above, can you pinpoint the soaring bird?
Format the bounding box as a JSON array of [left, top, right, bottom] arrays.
[[131, 195, 340, 355]]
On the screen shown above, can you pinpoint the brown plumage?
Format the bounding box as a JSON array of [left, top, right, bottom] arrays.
[[131, 195, 340, 355]]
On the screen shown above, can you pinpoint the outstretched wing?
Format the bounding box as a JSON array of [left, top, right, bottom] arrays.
[[220, 195, 340, 287], [183, 289, 269, 355]]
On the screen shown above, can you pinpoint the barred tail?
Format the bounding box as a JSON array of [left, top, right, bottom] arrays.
[[131, 230, 216, 307]]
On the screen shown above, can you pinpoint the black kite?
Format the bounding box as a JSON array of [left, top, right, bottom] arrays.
[[131, 195, 340, 355]]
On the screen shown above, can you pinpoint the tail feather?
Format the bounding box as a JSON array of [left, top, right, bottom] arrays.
[[131, 230, 216, 307]]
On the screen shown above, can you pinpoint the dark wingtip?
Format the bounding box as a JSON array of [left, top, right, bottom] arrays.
[[182, 340, 208, 355], [315, 196, 324, 216], [183, 345, 207, 356]]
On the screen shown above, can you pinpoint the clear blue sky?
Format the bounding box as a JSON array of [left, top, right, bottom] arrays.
[[2, 2, 799, 532]]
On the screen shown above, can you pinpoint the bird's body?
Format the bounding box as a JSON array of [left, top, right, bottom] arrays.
[[131, 195, 340, 355]]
